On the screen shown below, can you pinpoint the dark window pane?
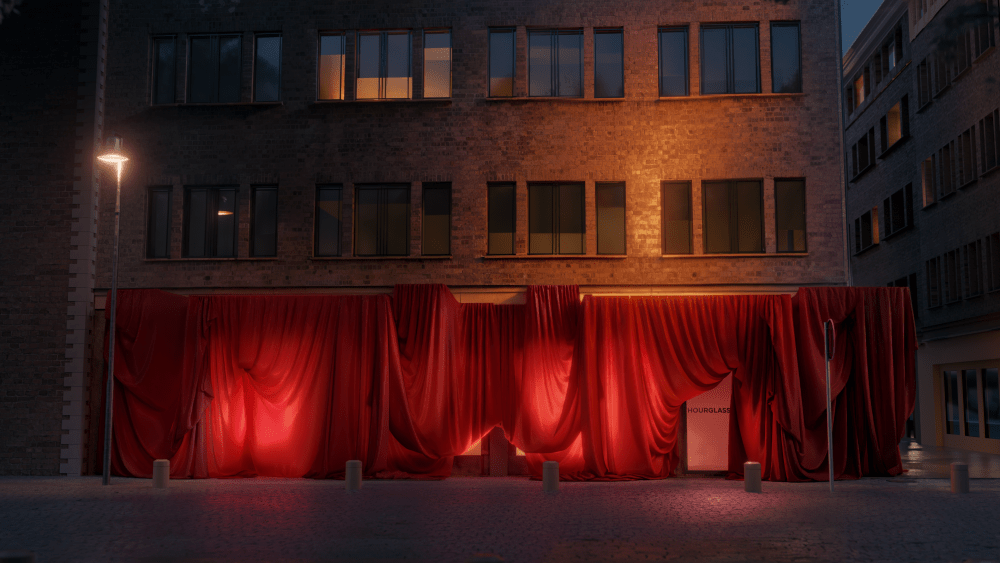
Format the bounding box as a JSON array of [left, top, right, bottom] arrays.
[[385, 32, 411, 99], [659, 28, 688, 97], [557, 32, 582, 97], [489, 29, 515, 97], [252, 187, 277, 257], [558, 183, 584, 254], [218, 36, 242, 103], [529, 184, 554, 254], [984, 368, 1000, 439], [355, 187, 380, 256], [528, 30, 553, 97], [357, 34, 381, 99], [315, 186, 342, 256], [736, 181, 762, 252], [254, 35, 281, 102], [215, 188, 237, 257], [384, 186, 410, 255], [945, 370, 960, 435], [597, 182, 625, 255], [775, 179, 806, 252], [965, 369, 981, 437], [189, 36, 214, 103], [771, 23, 801, 93], [488, 183, 515, 255], [661, 181, 691, 254], [424, 30, 451, 98], [422, 183, 451, 255], [594, 31, 624, 98], [318, 34, 345, 100], [732, 27, 759, 93], [154, 38, 176, 104], [701, 28, 728, 94], [703, 181, 731, 253], [147, 188, 171, 258], [186, 189, 207, 257]]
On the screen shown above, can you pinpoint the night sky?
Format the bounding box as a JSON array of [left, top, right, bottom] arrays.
[[842, 0, 884, 54]]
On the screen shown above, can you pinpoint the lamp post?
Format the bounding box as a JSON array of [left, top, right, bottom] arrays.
[[96, 135, 128, 486]]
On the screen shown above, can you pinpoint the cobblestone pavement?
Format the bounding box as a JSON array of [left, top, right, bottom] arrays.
[[2, 443, 1000, 563]]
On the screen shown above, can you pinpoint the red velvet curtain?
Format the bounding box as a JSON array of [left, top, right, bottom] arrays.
[[103, 285, 915, 481]]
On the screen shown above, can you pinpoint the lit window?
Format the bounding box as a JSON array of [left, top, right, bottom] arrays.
[[423, 30, 452, 98], [357, 31, 412, 99], [775, 179, 806, 252], [528, 30, 583, 97], [596, 182, 625, 255], [254, 34, 281, 102], [355, 184, 409, 256], [318, 33, 346, 100], [250, 186, 277, 257], [487, 183, 515, 255], [594, 29, 624, 98], [701, 24, 759, 94], [422, 182, 451, 255], [489, 28, 515, 97], [528, 183, 584, 254], [770, 22, 801, 93], [188, 35, 241, 103], [314, 185, 342, 256], [703, 180, 762, 254], [152, 36, 176, 104], [661, 181, 692, 254], [184, 187, 238, 257], [879, 97, 908, 153], [658, 27, 688, 97], [147, 187, 171, 258]]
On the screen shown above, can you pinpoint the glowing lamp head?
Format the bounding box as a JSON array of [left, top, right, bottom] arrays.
[[97, 135, 129, 165]]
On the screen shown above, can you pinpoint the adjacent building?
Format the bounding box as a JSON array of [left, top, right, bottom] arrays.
[[1, 0, 848, 475], [843, 0, 1000, 453]]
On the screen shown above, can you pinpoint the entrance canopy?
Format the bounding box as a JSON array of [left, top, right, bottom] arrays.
[[100, 285, 915, 481]]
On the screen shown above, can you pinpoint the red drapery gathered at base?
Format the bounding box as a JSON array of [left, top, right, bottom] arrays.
[[101, 285, 916, 481]]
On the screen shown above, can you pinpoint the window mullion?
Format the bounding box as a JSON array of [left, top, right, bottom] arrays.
[[726, 29, 735, 94], [380, 33, 387, 99], [729, 182, 739, 253], [550, 33, 557, 97]]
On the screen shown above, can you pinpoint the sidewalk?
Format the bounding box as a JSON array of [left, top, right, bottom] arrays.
[[1, 442, 999, 563]]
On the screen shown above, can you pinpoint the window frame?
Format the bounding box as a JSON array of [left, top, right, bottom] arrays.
[[774, 178, 807, 253], [356, 30, 413, 100], [317, 32, 347, 101], [250, 185, 278, 257], [853, 207, 879, 255], [527, 28, 584, 98], [182, 186, 239, 258], [487, 182, 516, 255], [488, 27, 516, 97], [252, 33, 282, 103], [702, 179, 764, 254], [882, 184, 913, 239], [422, 29, 453, 99], [146, 186, 172, 259], [699, 23, 760, 95], [152, 35, 177, 105], [527, 182, 586, 255], [661, 181, 693, 255], [594, 28, 625, 99], [595, 181, 626, 255], [927, 256, 942, 308], [314, 184, 343, 257], [770, 21, 802, 94], [353, 183, 411, 257], [187, 33, 243, 104], [421, 182, 452, 256], [658, 26, 689, 97]]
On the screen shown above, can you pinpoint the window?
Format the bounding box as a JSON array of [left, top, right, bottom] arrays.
[[988, 232, 1000, 292], [254, 34, 281, 102], [973, 0, 996, 59], [882, 184, 913, 238], [965, 369, 981, 437], [152, 36, 176, 104], [888, 273, 919, 319], [184, 187, 237, 258], [851, 127, 876, 178], [944, 248, 961, 303], [880, 97, 908, 153], [487, 183, 515, 255], [933, 49, 952, 95], [423, 30, 452, 98], [314, 185, 342, 257], [771, 22, 801, 93], [250, 186, 277, 257], [354, 184, 410, 256], [938, 141, 955, 198], [984, 368, 1000, 439], [917, 58, 931, 108], [489, 28, 515, 97], [658, 27, 688, 97], [926, 256, 942, 308], [528, 29, 583, 97], [957, 126, 977, 186], [422, 182, 451, 255], [318, 33, 346, 100], [528, 183, 584, 254], [703, 180, 762, 254], [594, 29, 624, 98], [700, 24, 759, 94], [188, 34, 242, 103], [661, 181, 692, 254], [357, 31, 412, 99], [944, 370, 960, 435], [775, 179, 806, 252], [853, 208, 878, 254], [596, 182, 625, 254], [956, 27, 973, 76], [852, 67, 869, 108], [921, 155, 936, 206], [146, 187, 171, 258], [965, 240, 984, 298], [981, 109, 999, 174]]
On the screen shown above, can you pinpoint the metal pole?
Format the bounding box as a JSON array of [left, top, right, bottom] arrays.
[[102, 161, 122, 486], [824, 319, 834, 493]]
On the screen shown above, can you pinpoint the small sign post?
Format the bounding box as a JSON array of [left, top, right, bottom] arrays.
[[824, 319, 835, 493]]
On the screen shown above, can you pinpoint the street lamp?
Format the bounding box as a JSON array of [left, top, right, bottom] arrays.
[[96, 135, 128, 486]]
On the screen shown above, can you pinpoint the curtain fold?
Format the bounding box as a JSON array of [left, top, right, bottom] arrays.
[[103, 285, 915, 482]]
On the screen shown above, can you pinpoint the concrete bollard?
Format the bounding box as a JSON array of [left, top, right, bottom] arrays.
[[0, 551, 36, 563], [152, 459, 170, 488], [744, 461, 762, 493], [542, 461, 559, 493], [346, 460, 362, 493], [951, 462, 969, 494]]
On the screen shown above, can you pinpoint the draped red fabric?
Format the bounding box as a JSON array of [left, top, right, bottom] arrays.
[[103, 285, 915, 482]]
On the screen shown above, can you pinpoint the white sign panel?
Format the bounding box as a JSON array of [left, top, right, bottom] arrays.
[[685, 374, 732, 472]]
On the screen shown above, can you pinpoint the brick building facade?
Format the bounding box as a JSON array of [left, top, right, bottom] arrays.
[[1, 0, 848, 475], [843, 0, 1000, 453]]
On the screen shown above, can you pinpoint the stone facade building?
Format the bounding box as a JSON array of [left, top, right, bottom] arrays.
[[1, 0, 848, 475], [843, 0, 1000, 453]]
